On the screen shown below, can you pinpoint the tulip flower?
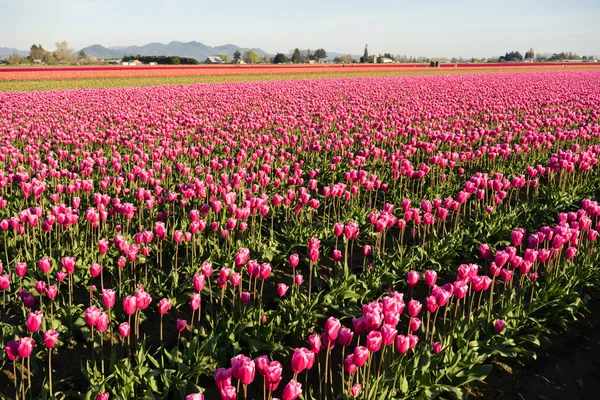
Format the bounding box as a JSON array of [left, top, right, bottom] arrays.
[[281, 379, 302, 400], [26, 311, 43, 333], [424, 270, 438, 287], [277, 283, 289, 297], [351, 383, 362, 397], [494, 319, 506, 333], [407, 270, 419, 287]]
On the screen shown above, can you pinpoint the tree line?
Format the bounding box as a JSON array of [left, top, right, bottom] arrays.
[[272, 48, 327, 64], [122, 55, 199, 65]]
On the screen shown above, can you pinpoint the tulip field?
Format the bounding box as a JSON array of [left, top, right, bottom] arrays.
[[1, 70, 600, 399], [2, 63, 599, 92]]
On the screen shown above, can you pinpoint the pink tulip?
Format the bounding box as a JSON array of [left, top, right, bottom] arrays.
[[98, 239, 109, 254], [45, 285, 57, 299], [89, 263, 103, 278], [277, 283, 289, 297], [380, 324, 397, 345], [96, 393, 110, 400], [134, 288, 152, 309], [190, 293, 201, 311], [407, 300, 422, 317], [219, 385, 237, 400], [424, 270, 437, 287], [38, 257, 52, 273], [61, 257, 76, 274], [281, 379, 302, 400], [185, 394, 203, 400], [158, 298, 171, 314], [176, 319, 187, 332], [407, 270, 419, 287], [214, 367, 233, 389], [353, 346, 369, 367], [308, 333, 322, 354], [395, 334, 410, 354], [289, 254, 299, 268], [122, 296, 137, 315], [0, 274, 10, 290], [26, 311, 43, 333], [291, 348, 309, 373], [102, 289, 116, 309], [193, 274, 205, 292], [18, 337, 34, 357], [118, 322, 130, 338], [43, 330, 58, 349], [35, 281, 47, 295], [494, 319, 506, 333], [201, 262, 213, 277], [324, 317, 341, 341], [16, 262, 27, 277], [350, 383, 362, 397], [97, 312, 109, 332], [344, 354, 357, 374], [85, 307, 101, 327], [366, 330, 382, 352], [338, 327, 354, 347]]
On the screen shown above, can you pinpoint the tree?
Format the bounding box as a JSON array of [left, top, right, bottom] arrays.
[[499, 51, 523, 62], [292, 48, 302, 64], [243, 50, 261, 64], [314, 48, 327, 60], [363, 44, 369, 62], [29, 44, 47, 61], [273, 53, 288, 64], [78, 50, 87, 58], [172, 56, 180, 65], [218, 54, 232, 63], [53, 41, 73, 63], [233, 50, 241, 62], [524, 47, 535, 60], [8, 52, 22, 65]]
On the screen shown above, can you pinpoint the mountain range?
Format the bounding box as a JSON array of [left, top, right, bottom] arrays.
[[1, 41, 360, 61], [80, 41, 270, 61], [0, 47, 29, 59]]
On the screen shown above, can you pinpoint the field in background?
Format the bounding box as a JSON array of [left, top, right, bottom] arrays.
[[1, 63, 600, 92]]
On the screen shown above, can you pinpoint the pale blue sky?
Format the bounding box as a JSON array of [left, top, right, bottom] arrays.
[[1, 0, 599, 57]]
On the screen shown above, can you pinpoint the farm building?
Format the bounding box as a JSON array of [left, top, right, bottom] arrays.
[[122, 60, 142, 66], [380, 58, 394, 63], [205, 56, 224, 64]]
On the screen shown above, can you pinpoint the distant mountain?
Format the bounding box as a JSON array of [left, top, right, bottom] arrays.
[[80, 41, 270, 61], [0, 47, 28, 59]]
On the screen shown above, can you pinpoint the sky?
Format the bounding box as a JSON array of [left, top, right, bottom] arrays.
[[1, 0, 599, 58]]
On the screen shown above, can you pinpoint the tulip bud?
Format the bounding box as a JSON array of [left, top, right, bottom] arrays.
[[277, 283, 289, 297], [176, 319, 187, 332], [494, 319, 506, 333], [158, 298, 171, 314], [119, 322, 130, 338]]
